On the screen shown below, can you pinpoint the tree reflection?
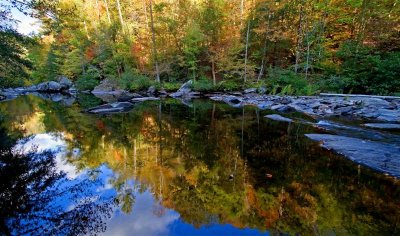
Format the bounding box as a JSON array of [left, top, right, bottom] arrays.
[[0, 147, 115, 235]]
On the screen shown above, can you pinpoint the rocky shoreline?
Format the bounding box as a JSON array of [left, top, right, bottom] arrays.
[[1, 79, 400, 178], [209, 93, 400, 123]]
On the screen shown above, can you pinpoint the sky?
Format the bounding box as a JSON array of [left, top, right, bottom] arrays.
[[1, 0, 41, 35]]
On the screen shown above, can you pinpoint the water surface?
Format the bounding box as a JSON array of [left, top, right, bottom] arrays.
[[0, 95, 399, 235]]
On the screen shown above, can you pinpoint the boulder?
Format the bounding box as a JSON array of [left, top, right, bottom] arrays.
[[92, 79, 121, 93], [147, 86, 156, 95], [244, 88, 257, 94], [257, 101, 274, 110], [265, 114, 293, 123], [170, 80, 193, 98], [305, 134, 400, 178], [270, 104, 295, 112], [258, 87, 267, 94], [37, 81, 63, 92], [58, 76, 73, 89]]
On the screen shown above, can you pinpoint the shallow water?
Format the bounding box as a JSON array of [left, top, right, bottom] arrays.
[[0, 95, 399, 235]]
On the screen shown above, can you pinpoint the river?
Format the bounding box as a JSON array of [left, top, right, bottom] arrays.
[[0, 94, 399, 235]]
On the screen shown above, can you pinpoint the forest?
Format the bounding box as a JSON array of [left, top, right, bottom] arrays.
[[1, 0, 400, 95]]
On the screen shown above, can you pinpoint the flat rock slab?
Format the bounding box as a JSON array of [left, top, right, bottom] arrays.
[[305, 134, 400, 178], [130, 97, 159, 103], [86, 102, 134, 114], [265, 114, 293, 123], [364, 123, 400, 130]]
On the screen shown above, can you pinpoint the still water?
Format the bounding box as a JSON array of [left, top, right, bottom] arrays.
[[0, 95, 399, 235]]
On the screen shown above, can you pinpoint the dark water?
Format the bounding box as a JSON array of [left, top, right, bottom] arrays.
[[0, 95, 399, 236]]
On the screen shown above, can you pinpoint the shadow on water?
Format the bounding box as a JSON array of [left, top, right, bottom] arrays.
[[0, 95, 399, 235]]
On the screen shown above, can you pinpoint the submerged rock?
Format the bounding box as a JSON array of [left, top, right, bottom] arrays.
[[364, 123, 400, 130], [305, 134, 400, 178], [265, 114, 293, 123], [130, 97, 159, 103], [86, 102, 134, 114]]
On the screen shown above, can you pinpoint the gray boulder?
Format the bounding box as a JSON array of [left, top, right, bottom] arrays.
[[37, 81, 63, 92], [92, 79, 121, 93], [147, 86, 156, 94], [58, 76, 73, 89], [244, 88, 257, 94], [170, 80, 193, 98]]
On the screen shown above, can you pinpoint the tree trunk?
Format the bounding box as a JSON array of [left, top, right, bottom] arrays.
[[257, 13, 271, 82], [149, 0, 161, 83], [95, 0, 101, 20], [211, 58, 216, 86], [244, 21, 250, 83], [294, 2, 304, 73], [116, 0, 125, 34], [104, 0, 111, 24]]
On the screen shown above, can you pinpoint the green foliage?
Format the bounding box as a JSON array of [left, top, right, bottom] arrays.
[[192, 78, 215, 92], [120, 71, 153, 91], [161, 82, 182, 91], [75, 67, 100, 91], [217, 80, 242, 91], [266, 68, 319, 95], [0, 29, 34, 88], [336, 41, 400, 95]]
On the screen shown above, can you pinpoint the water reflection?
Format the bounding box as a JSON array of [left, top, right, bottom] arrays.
[[0, 95, 399, 235]]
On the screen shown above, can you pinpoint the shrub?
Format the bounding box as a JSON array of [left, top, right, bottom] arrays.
[[162, 82, 182, 91], [192, 78, 215, 92], [121, 71, 154, 91], [265, 68, 319, 95], [336, 41, 400, 95], [217, 80, 242, 91], [75, 67, 100, 91]]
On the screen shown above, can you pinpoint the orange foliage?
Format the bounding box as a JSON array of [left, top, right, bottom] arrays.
[[85, 45, 96, 61]]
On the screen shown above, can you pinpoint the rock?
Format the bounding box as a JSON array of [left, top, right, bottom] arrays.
[[265, 114, 293, 123], [270, 104, 295, 112], [86, 102, 134, 114], [305, 134, 400, 178], [316, 104, 333, 115], [375, 109, 400, 122], [359, 97, 391, 108], [170, 80, 193, 98], [37, 81, 63, 92], [58, 76, 73, 89], [244, 88, 257, 94], [92, 79, 121, 93], [364, 123, 400, 130], [147, 86, 156, 95], [258, 87, 267, 94], [257, 101, 274, 110], [334, 106, 354, 116], [0, 94, 5, 101], [130, 97, 160, 103]]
